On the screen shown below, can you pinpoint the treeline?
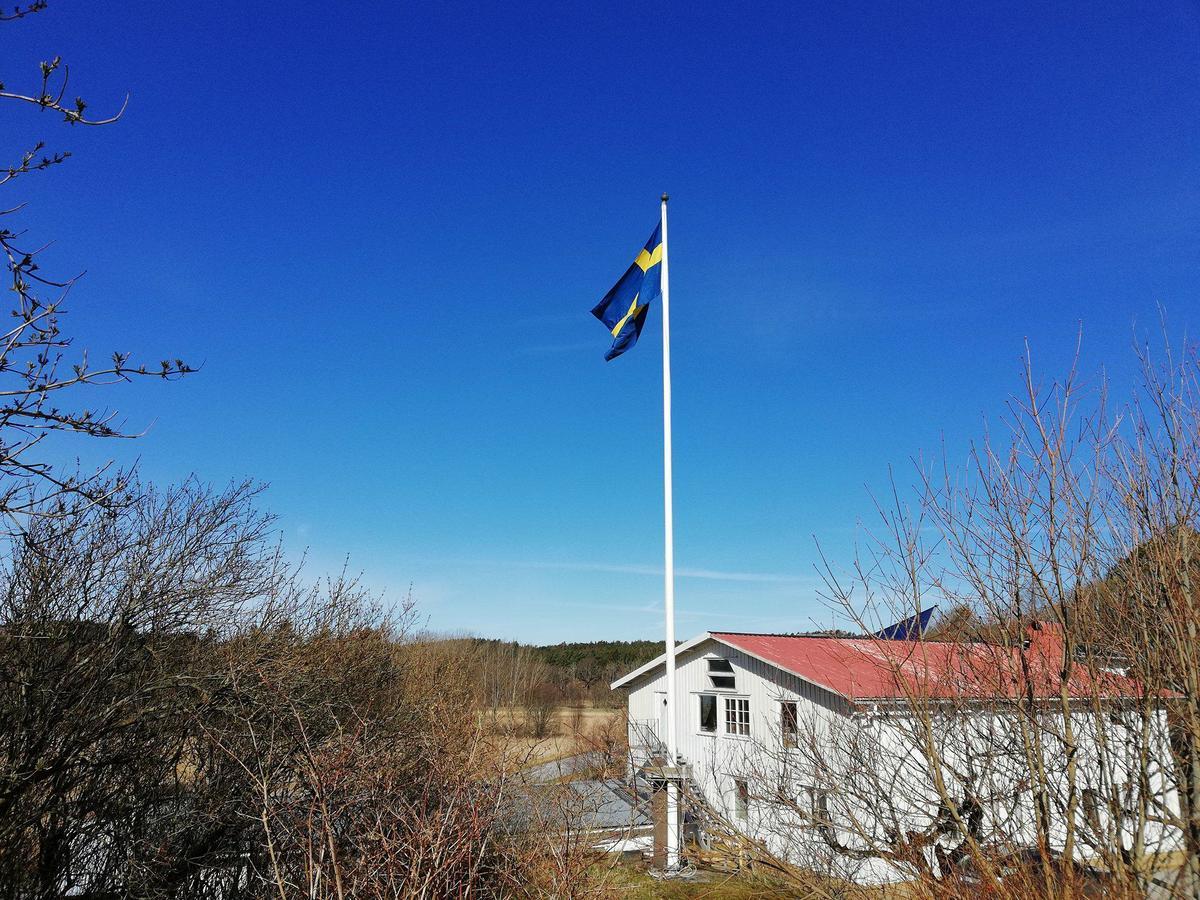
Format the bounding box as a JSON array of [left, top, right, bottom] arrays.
[[465, 638, 660, 719], [528, 639, 663, 670], [474, 638, 661, 686]]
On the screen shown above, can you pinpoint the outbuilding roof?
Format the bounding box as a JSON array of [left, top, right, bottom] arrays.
[[612, 623, 1151, 702]]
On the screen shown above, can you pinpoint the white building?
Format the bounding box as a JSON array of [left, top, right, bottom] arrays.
[[612, 624, 1179, 885]]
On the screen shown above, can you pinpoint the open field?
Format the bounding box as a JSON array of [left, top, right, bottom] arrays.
[[593, 861, 885, 899], [596, 863, 933, 899], [484, 704, 623, 764], [489, 703, 622, 733], [598, 865, 782, 899]]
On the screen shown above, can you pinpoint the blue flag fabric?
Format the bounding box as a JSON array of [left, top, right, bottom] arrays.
[[591, 223, 663, 361], [874, 606, 938, 640]]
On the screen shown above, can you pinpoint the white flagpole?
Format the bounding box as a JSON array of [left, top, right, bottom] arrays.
[[659, 192, 680, 870]]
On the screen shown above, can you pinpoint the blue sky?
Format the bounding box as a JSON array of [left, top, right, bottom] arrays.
[[4, 1, 1198, 642]]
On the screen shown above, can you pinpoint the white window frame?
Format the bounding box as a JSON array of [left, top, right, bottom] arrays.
[[706, 656, 736, 691], [724, 696, 750, 737]]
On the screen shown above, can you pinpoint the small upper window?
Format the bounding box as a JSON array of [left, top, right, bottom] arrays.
[[707, 657, 735, 690]]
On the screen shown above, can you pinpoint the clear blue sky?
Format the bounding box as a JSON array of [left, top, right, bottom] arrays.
[[5, 1, 1198, 642]]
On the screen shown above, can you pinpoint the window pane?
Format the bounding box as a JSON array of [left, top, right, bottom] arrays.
[[710, 675, 736, 689], [699, 694, 717, 732], [781, 701, 798, 747], [707, 658, 734, 673], [725, 698, 750, 736]]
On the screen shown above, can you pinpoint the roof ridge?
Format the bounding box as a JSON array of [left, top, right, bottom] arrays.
[[713, 630, 844, 637], [714, 630, 963, 644]]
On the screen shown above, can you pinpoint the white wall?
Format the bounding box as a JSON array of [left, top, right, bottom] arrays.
[[624, 637, 851, 824]]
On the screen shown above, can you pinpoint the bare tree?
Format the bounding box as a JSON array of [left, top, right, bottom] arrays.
[[806, 336, 1194, 897], [695, 335, 1198, 898], [525, 681, 561, 740], [574, 654, 602, 691], [0, 479, 277, 896], [0, 5, 192, 522]]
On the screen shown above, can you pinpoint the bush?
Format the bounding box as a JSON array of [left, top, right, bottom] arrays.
[[0, 482, 586, 898]]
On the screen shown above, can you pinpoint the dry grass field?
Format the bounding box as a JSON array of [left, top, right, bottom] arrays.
[[596, 863, 784, 898], [484, 703, 624, 764]]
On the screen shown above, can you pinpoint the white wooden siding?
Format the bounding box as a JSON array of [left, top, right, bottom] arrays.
[[623, 637, 853, 821]]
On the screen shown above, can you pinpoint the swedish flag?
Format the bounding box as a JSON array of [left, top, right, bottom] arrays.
[[591, 223, 663, 361]]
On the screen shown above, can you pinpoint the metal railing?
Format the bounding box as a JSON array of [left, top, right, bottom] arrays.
[[628, 718, 668, 768]]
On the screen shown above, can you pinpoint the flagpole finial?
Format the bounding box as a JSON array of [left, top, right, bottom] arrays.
[[661, 193, 669, 202]]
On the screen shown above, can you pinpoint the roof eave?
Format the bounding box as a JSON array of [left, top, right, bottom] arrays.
[[709, 634, 854, 702], [609, 632, 855, 704], [609, 632, 715, 690]]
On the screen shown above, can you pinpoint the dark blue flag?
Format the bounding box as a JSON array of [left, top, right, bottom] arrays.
[[591, 223, 662, 361]]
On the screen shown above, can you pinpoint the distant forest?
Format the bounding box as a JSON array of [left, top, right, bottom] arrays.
[[529, 639, 663, 670], [461, 638, 664, 713], [467, 638, 663, 674]]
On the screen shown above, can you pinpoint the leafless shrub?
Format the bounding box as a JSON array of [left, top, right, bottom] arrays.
[[525, 681, 562, 739], [503, 782, 612, 899], [0, 479, 593, 897], [578, 709, 631, 779], [472, 639, 550, 725]]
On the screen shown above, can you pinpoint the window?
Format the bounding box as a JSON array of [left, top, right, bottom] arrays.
[[1082, 788, 1101, 835], [699, 694, 717, 733], [725, 697, 750, 736], [734, 778, 750, 820], [781, 700, 798, 748], [809, 787, 831, 826], [707, 657, 735, 690]]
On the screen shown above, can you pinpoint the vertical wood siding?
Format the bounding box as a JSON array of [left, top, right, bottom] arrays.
[[623, 637, 853, 819]]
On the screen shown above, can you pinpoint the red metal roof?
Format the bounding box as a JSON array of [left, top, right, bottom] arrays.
[[711, 624, 1149, 701]]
